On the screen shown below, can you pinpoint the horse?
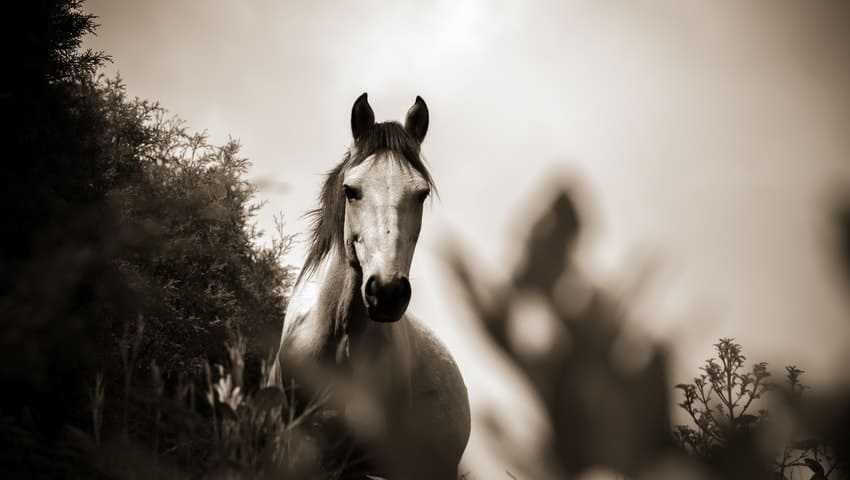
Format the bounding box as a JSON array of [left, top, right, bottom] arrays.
[[268, 93, 471, 479]]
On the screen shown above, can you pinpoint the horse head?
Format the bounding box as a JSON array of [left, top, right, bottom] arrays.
[[342, 93, 432, 323]]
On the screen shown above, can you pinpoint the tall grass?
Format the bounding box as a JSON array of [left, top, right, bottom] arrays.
[[55, 320, 375, 479]]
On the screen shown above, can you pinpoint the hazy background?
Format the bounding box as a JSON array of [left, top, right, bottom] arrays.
[[84, 1, 850, 477]]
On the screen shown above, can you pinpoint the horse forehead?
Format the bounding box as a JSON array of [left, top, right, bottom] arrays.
[[345, 152, 427, 191]]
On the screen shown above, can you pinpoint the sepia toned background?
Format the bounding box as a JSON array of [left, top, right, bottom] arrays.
[[81, 1, 850, 478]]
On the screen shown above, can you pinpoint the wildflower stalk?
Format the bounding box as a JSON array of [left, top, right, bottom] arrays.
[[151, 360, 164, 459], [204, 361, 219, 446], [119, 315, 145, 440], [88, 372, 105, 445]]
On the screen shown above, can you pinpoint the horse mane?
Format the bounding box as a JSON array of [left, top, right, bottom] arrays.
[[300, 121, 435, 280]]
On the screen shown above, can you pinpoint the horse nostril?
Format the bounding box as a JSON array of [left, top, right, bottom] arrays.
[[395, 276, 411, 301], [365, 276, 379, 307], [382, 275, 411, 312], [364, 274, 412, 321]]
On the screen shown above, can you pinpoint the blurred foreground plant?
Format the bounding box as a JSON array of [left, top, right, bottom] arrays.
[[56, 330, 372, 479], [445, 182, 850, 480], [446, 186, 672, 479]]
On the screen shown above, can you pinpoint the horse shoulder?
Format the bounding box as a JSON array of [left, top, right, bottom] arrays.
[[405, 315, 471, 459], [279, 274, 328, 360], [406, 315, 466, 394]]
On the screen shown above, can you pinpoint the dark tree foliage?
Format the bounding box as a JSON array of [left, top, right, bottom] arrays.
[[1, 0, 118, 440], [0, 1, 293, 475], [97, 78, 294, 379]]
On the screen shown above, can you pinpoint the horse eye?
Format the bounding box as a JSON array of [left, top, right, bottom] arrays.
[[343, 184, 361, 201], [415, 189, 431, 203]]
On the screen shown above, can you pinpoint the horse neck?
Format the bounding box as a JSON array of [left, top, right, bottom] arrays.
[[290, 245, 367, 363], [287, 245, 413, 401]]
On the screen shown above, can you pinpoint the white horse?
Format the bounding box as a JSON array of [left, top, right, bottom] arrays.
[[269, 93, 470, 479]]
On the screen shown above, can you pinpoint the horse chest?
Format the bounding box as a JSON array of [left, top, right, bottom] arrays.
[[349, 321, 415, 403]]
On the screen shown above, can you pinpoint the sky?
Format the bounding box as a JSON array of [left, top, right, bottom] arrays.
[[84, 1, 850, 476]]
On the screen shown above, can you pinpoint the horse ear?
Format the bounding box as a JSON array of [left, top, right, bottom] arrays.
[[351, 92, 375, 141], [404, 96, 429, 143]]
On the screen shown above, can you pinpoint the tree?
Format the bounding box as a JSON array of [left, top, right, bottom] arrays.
[[0, 2, 295, 475], [96, 77, 295, 379], [1, 0, 117, 440]]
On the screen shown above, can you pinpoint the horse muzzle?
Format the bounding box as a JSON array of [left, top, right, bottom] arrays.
[[364, 274, 411, 323]]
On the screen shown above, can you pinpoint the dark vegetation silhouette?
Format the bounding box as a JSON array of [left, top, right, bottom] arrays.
[[1, 1, 295, 477], [2, 1, 849, 479]]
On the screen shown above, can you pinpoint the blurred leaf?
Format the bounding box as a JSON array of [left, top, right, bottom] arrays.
[[735, 414, 759, 426], [219, 403, 238, 422], [837, 202, 850, 282], [513, 190, 579, 292], [803, 458, 825, 475], [63, 425, 95, 453], [252, 386, 287, 413]]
